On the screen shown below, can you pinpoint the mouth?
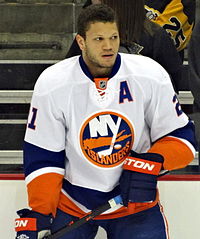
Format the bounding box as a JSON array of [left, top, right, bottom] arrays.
[[102, 53, 115, 59]]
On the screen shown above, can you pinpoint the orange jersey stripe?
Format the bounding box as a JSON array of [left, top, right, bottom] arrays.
[[27, 173, 64, 216], [148, 136, 194, 171]]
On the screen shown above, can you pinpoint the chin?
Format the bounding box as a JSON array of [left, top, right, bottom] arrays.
[[101, 60, 115, 68]]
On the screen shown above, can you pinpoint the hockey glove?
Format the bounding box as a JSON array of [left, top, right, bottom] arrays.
[[15, 208, 53, 239], [119, 150, 164, 206]]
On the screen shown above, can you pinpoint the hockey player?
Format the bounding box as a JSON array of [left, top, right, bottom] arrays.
[[145, 0, 196, 61], [15, 4, 196, 239]]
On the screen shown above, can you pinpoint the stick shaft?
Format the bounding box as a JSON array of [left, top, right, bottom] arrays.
[[44, 195, 122, 239]]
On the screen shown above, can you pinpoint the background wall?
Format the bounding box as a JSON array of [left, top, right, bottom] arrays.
[[1, 178, 200, 239]]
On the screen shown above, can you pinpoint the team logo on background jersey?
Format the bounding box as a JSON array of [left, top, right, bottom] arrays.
[[80, 111, 134, 168]]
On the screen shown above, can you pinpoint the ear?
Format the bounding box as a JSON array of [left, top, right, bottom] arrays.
[[76, 34, 85, 51]]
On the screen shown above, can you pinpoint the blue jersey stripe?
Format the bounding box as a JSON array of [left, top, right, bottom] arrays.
[[62, 178, 121, 210], [166, 120, 198, 150], [23, 141, 65, 177]]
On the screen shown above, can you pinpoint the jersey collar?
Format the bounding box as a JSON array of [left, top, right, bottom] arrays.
[[79, 54, 121, 80]]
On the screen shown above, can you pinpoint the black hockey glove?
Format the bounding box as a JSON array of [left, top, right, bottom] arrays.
[[15, 208, 53, 239], [119, 150, 164, 207]]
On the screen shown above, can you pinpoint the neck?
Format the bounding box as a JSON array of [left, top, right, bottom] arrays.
[[89, 66, 112, 78], [82, 56, 112, 77]]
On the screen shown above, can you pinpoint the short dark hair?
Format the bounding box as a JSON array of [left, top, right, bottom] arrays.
[[77, 4, 118, 38]]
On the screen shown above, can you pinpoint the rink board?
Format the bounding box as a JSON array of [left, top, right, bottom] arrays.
[[1, 174, 200, 239]]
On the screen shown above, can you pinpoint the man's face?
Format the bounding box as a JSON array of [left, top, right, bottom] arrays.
[[76, 21, 120, 76]]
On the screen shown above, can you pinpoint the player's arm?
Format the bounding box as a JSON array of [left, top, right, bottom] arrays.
[[120, 60, 197, 206], [120, 119, 196, 207], [119, 120, 196, 207], [149, 95, 196, 171], [15, 75, 66, 238], [146, 61, 197, 170], [148, 120, 196, 171]]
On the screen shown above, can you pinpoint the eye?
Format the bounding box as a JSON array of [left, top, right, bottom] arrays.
[[95, 37, 103, 41], [111, 35, 118, 40]]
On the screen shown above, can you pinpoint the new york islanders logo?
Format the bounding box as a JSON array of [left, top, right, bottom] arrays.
[[80, 111, 134, 168]]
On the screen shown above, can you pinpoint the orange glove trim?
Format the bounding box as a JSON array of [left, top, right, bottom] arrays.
[[123, 156, 162, 175], [15, 218, 37, 232]]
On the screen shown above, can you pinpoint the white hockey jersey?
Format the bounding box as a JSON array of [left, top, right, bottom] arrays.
[[24, 53, 196, 219]]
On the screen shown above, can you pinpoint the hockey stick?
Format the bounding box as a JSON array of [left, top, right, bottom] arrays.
[[43, 195, 122, 239], [158, 170, 169, 178]]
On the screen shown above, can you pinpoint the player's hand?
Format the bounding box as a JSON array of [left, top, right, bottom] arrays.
[[119, 150, 164, 206], [15, 208, 53, 239]]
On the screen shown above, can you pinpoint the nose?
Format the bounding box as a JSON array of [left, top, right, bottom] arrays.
[[102, 39, 112, 50]]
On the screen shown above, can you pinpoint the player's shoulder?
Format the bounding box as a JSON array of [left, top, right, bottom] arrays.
[[120, 52, 154, 63], [120, 52, 165, 72], [119, 52, 171, 84], [34, 56, 80, 95]]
